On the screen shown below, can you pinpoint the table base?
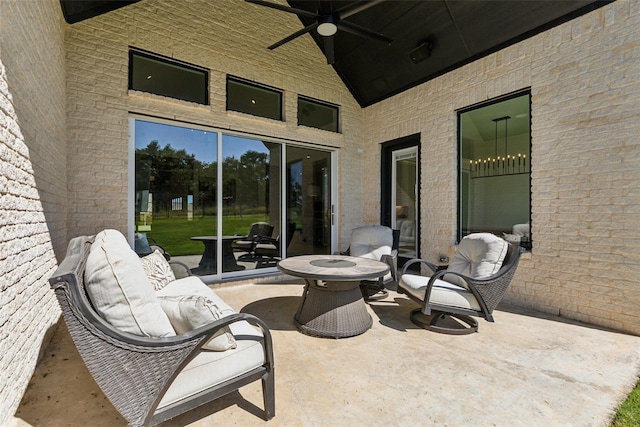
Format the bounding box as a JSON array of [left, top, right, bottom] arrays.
[[294, 279, 373, 338]]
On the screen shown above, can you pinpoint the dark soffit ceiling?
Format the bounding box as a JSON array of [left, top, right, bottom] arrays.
[[60, 0, 612, 107]]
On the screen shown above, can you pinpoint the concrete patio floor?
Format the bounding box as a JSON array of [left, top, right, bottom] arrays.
[[12, 280, 640, 427]]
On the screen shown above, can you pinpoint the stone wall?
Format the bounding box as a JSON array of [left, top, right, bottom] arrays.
[[364, 1, 640, 334], [2, 1, 638, 421], [0, 0, 67, 423], [64, 0, 365, 243]]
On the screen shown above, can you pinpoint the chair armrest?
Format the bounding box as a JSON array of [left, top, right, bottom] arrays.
[[256, 236, 278, 245], [400, 258, 440, 276], [169, 260, 192, 279], [178, 312, 273, 353], [380, 249, 398, 282], [336, 247, 350, 256]]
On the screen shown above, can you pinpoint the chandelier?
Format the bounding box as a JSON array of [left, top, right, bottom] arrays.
[[469, 116, 529, 178]]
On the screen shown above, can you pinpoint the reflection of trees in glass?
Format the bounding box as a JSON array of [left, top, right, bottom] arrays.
[[287, 161, 303, 224], [136, 140, 209, 217], [223, 150, 269, 216], [136, 142, 270, 218]]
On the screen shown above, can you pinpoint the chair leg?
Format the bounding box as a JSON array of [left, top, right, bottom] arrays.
[[360, 282, 389, 301], [360, 285, 388, 301], [261, 370, 275, 420], [410, 308, 478, 335]]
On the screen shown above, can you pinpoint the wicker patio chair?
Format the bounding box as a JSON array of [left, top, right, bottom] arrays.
[[49, 235, 275, 426], [255, 222, 296, 268], [232, 222, 275, 257], [397, 233, 523, 334], [338, 225, 400, 301]]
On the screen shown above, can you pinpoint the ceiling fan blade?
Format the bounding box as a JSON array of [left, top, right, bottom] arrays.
[[337, 20, 392, 44], [268, 22, 318, 50], [336, 0, 386, 20], [324, 35, 335, 64], [245, 0, 318, 19]]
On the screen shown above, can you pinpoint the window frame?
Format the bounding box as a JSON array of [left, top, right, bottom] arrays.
[[128, 115, 337, 280], [297, 95, 340, 133], [456, 89, 532, 249], [128, 48, 209, 105], [226, 75, 283, 121]]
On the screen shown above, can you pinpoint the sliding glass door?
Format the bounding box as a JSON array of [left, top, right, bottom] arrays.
[[131, 117, 333, 278], [285, 146, 332, 257]]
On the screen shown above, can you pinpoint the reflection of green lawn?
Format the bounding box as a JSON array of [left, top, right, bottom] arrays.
[[144, 214, 269, 256]]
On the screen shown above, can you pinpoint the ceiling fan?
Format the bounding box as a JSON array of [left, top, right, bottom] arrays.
[[245, 0, 392, 64]]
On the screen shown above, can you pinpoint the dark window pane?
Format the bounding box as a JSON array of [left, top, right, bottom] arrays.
[[226, 77, 282, 121], [130, 51, 208, 104], [298, 97, 339, 132], [458, 92, 531, 249]]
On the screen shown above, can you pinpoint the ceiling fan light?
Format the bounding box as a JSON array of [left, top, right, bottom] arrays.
[[317, 16, 337, 36]]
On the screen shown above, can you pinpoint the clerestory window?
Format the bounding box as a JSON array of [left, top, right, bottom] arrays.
[[129, 49, 208, 105]]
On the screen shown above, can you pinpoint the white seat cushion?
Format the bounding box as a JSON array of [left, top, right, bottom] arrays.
[[156, 276, 266, 408], [85, 229, 175, 338], [158, 320, 266, 408], [445, 233, 508, 288], [399, 273, 481, 312]]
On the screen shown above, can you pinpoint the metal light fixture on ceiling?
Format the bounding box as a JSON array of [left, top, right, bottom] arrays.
[[317, 16, 337, 37], [245, 0, 392, 64], [470, 115, 529, 178], [492, 116, 511, 158]]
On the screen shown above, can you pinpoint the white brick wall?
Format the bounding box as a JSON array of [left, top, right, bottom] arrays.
[[0, 0, 67, 423], [1, 0, 638, 421], [365, 1, 640, 334], [0, 5, 640, 424], [65, 0, 640, 335], [65, 0, 365, 244]]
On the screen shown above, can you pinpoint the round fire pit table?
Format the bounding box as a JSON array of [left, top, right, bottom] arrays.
[[277, 255, 390, 338]]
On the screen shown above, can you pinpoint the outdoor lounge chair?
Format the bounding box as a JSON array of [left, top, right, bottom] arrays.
[[397, 233, 522, 334], [49, 231, 275, 426], [337, 225, 400, 300], [232, 222, 274, 257], [255, 222, 296, 267]]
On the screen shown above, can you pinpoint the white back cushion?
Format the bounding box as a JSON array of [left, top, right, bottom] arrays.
[[349, 225, 393, 261], [85, 229, 175, 337], [445, 233, 509, 287]]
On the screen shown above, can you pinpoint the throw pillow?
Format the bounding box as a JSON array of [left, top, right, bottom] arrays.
[[85, 229, 175, 337], [159, 295, 237, 351], [141, 250, 176, 291]]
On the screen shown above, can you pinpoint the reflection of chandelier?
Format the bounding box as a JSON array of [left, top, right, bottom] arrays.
[[469, 116, 529, 178]]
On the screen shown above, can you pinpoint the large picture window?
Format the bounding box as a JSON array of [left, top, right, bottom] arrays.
[[132, 118, 333, 278], [458, 91, 531, 249]]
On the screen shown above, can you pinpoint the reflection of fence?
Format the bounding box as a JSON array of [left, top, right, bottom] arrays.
[[171, 197, 183, 210]]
